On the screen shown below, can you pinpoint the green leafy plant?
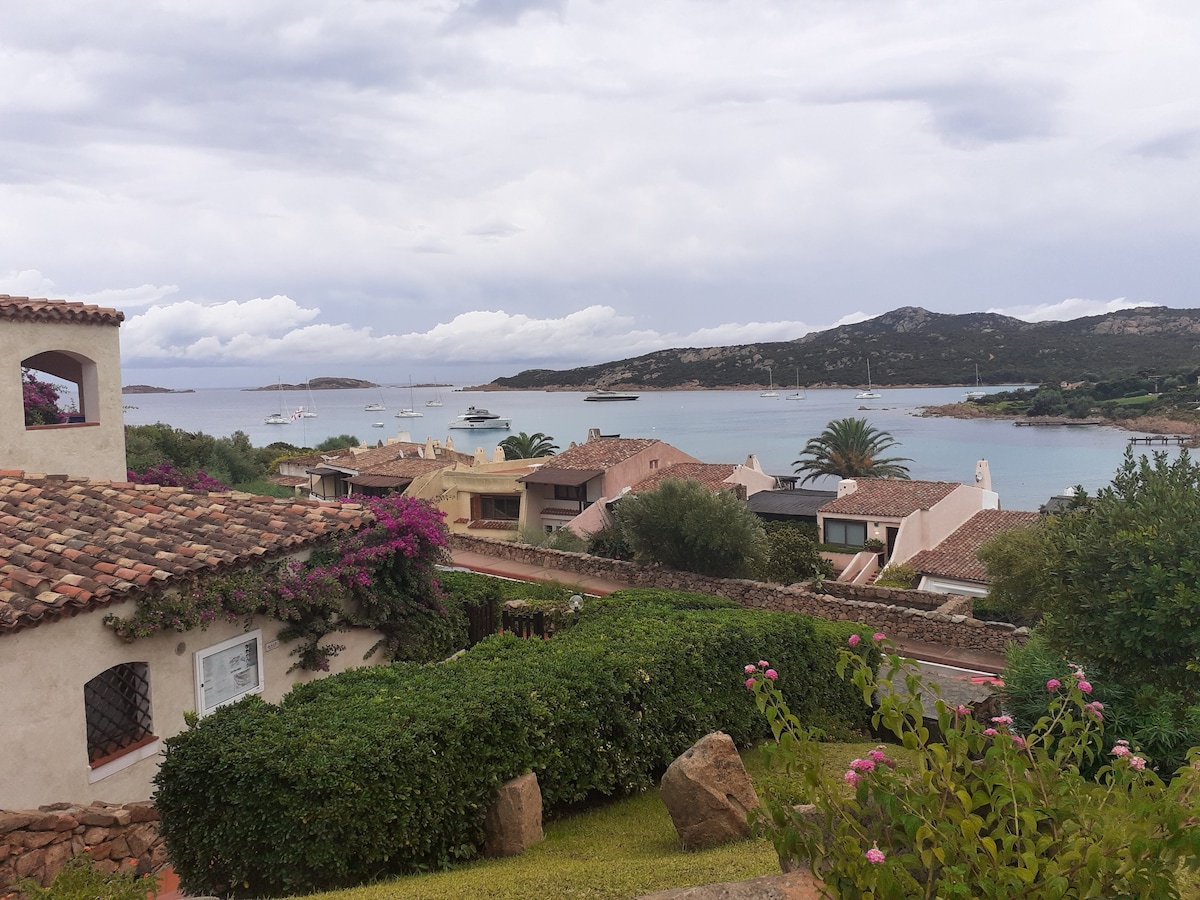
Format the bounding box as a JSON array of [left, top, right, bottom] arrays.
[[498, 431, 559, 460], [615, 478, 768, 577], [747, 637, 1200, 898], [872, 563, 915, 589], [18, 855, 158, 900], [755, 523, 834, 585]]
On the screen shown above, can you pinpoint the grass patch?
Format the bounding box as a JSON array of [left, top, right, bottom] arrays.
[[301, 741, 891, 900]]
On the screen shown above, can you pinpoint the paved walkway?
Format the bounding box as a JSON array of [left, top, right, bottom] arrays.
[[447, 549, 1008, 676]]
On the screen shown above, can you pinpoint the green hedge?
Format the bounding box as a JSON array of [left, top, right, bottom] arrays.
[[155, 590, 875, 897]]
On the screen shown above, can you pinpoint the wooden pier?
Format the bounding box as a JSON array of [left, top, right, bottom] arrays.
[[1128, 434, 1189, 446]]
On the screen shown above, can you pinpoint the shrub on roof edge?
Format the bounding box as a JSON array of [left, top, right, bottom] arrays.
[[154, 591, 876, 897]]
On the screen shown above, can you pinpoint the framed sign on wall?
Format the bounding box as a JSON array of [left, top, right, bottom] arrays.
[[194, 630, 264, 717]]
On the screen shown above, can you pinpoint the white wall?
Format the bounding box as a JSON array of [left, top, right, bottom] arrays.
[[0, 602, 387, 809]]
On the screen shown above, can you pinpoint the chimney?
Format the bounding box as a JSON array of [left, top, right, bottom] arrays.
[[744, 454, 763, 472], [837, 479, 858, 497], [587, 427, 602, 442], [975, 460, 992, 492]]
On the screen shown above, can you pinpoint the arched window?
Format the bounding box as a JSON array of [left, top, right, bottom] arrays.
[[22, 350, 96, 428]]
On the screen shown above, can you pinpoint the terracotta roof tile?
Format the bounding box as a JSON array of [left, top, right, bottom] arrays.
[[540, 438, 661, 471], [0, 295, 125, 326], [631, 462, 739, 494], [819, 480, 962, 517], [907, 510, 1041, 584], [0, 473, 370, 635]]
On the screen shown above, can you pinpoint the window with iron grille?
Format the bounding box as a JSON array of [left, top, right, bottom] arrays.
[[84, 662, 153, 765]]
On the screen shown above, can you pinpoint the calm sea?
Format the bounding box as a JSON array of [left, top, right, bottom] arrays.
[[121, 384, 1168, 513]]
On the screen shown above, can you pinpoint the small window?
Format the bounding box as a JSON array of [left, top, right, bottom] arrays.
[[85, 662, 153, 765], [480, 495, 520, 520], [824, 519, 868, 547], [195, 631, 264, 717], [649, 459, 659, 470]]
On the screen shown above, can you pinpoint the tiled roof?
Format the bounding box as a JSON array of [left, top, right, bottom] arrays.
[[0, 473, 369, 635], [541, 438, 660, 470], [907, 510, 1041, 583], [818, 479, 962, 517], [0, 295, 125, 326], [631, 462, 739, 494]]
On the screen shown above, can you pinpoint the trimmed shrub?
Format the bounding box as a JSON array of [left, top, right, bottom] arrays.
[[873, 563, 916, 589], [155, 592, 876, 897]]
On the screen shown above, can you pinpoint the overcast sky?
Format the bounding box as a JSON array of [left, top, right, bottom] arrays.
[[3, 0, 1197, 388]]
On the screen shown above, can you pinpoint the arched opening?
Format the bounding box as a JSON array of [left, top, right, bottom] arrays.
[[21, 349, 99, 428]]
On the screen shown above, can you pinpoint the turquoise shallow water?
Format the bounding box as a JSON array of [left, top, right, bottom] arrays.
[[122, 384, 1170, 513]]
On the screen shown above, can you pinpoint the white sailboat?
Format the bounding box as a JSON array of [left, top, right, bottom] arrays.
[[964, 364, 986, 400], [786, 368, 806, 400], [298, 379, 319, 417], [760, 367, 779, 398], [425, 382, 444, 408], [855, 361, 882, 400], [264, 379, 290, 424], [364, 385, 386, 412], [396, 377, 424, 418]]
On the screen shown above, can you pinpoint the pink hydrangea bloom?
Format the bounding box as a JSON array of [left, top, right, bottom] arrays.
[[1111, 744, 1131, 758], [844, 770, 862, 787], [872, 632, 886, 642], [848, 634, 861, 647], [1085, 701, 1104, 720], [758, 660, 770, 668], [745, 678, 756, 690], [866, 843, 886, 864], [1046, 679, 1062, 692], [765, 669, 778, 680], [983, 728, 998, 736], [955, 705, 970, 718], [991, 715, 1013, 726], [1130, 755, 1146, 771], [849, 758, 875, 773], [1078, 680, 1093, 694], [744, 664, 757, 674]]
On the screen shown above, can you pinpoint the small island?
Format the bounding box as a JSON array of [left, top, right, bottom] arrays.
[[245, 377, 379, 392], [122, 385, 195, 394]]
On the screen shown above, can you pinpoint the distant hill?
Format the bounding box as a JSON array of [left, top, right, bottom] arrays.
[[487, 306, 1200, 390], [122, 385, 195, 394], [246, 377, 379, 392]]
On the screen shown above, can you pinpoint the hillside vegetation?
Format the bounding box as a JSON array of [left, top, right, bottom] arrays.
[[487, 306, 1200, 390]]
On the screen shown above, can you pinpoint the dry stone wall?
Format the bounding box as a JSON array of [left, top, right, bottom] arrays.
[[449, 536, 1027, 654], [0, 802, 165, 890]]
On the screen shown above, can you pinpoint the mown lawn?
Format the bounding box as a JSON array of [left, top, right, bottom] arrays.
[[299, 744, 888, 900]]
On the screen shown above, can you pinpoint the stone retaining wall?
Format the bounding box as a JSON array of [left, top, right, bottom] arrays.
[[0, 802, 166, 891], [449, 535, 1026, 654]]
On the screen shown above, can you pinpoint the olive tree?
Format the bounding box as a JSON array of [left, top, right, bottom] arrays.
[[615, 478, 768, 578]]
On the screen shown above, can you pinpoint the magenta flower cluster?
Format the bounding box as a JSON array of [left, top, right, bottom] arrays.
[[105, 493, 452, 669], [126, 463, 231, 492], [21, 369, 65, 425]]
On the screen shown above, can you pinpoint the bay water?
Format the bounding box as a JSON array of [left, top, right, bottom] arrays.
[[122, 384, 1168, 513]]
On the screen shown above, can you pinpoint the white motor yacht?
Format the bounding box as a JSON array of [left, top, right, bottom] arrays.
[[448, 406, 512, 430]]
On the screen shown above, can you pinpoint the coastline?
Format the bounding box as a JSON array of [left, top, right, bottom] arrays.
[[918, 402, 1200, 446]]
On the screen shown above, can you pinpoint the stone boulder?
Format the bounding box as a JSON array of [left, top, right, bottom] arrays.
[[660, 732, 759, 850], [483, 772, 544, 857]]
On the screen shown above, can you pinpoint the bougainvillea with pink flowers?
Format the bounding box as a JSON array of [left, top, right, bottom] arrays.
[[746, 637, 1200, 898], [21, 368, 66, 425], [104, 493, 451, 670]]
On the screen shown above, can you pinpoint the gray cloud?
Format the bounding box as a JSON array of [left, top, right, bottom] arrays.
[[2, 0, 1198, 388]]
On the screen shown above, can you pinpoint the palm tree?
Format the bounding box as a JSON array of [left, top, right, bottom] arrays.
[[793, 417, 912, 484], [499, 431, 559, 460]]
